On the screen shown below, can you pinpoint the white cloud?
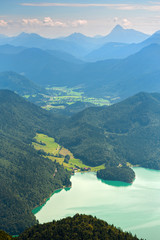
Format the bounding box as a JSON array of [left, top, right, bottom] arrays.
[[20, 17, 87, 28], [21, 17, 66, 27], [114, 17, 118, 23], [72, 19, 88, 27], [0, 19, 8, 27], [122, 18, 132, 27], [21, 3, 127, 7], [55, 21, 67, 27], [22, 18, 41, 25], [43, 17, 66, 27], [43, 17, 54, 26], [20, 2, 160, 12]]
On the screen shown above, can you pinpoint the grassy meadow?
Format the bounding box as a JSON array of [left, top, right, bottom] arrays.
[[32, 133, 105, 172], [25, 86, 113, 111]]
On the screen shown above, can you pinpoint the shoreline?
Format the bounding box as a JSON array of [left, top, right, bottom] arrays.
[[32, 184, 72, 214], [32, 166, 160, 215]]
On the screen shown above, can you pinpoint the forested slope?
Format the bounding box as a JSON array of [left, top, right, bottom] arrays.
[[0, 90, 71, 235], [17, 214, 143, 240], [0, 71, 43, 95], [2, 90, 160, 234], [55, 92, 160, 181]]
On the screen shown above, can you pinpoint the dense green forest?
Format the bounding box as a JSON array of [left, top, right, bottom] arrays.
[[97, 166, 135, 183], [53, 92, 160, 182], [17, 214, 143, 240], [2, 89, 160, 235], [0, 90, 71, 235], [0, 230, 13, 240]]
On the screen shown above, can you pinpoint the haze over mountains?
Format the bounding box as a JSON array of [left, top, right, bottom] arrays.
[[0, 25, 149, 58], [0, 39, 160, 100], [0, 71, 44, 95], [86, 28, 160, 61]]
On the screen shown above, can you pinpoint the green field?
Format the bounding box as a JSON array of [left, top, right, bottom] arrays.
[[32, 133, 105, 172], [33, 134, 60, 155], [24, 86, 114, 110]]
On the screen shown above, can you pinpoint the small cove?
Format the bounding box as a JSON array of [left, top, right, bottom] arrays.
[[34, 167, 160, 240]]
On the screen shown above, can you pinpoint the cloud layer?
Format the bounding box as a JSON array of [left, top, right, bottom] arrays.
[[0, 17, 88, 29], [0, 20, 8, 27], [20, 2, 160, 11]]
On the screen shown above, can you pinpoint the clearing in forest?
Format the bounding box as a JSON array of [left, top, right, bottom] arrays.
[[32, 133, 105, 172]]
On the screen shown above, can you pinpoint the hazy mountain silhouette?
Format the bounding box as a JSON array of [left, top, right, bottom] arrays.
[[0, 44, 26, 54], [85, 29, 160, 61], [102, 24, 149, 43], [0, 25, 150, 58], [1, 44, 160, 99], [0, 71, 44, 95], [81, 44, 160, 98]]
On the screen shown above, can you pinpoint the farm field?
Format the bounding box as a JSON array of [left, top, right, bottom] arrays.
[[32, 133, 105, 172], [25, 86, 117, 111]]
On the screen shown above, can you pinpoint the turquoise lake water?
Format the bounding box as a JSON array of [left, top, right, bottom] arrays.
[[34, 168, 160, 240]]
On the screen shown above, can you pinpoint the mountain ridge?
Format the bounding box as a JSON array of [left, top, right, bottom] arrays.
[[0, 25, 150, 58], [85, 29, 160, 61]]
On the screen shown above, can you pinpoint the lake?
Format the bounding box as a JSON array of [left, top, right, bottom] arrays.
[[34, 167, 160, 240]]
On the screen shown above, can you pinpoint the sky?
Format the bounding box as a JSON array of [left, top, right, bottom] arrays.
[[1, 0, 160, 37]]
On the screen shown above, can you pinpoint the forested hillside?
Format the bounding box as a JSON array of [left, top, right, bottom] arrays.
[[1, 90, 160, 234], [0, 90, 71, 235], [0, 230, 13, 240], [17, 214, 143, 240], [0, 71, 44, 95], [54, 92, 160, 181]]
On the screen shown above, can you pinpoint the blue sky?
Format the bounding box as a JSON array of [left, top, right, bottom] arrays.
[[1, 0, 160, 37]]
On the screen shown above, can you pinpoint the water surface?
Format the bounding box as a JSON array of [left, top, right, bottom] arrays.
[[34, 168, 160, 240]]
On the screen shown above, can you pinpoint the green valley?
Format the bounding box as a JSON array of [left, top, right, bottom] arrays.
[[25, 86, 113, 114]]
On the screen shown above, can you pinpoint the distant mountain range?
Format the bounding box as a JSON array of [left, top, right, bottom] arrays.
[[0, 43, 160, 100], [0, 25, 160, 101], [79, 44, 160, 99], [0, 25, 149, 58], [85, 29, 160, 61], [101, 24, 149, 43], [0, 47, 83, 86], [0, 44, 26, 54]]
